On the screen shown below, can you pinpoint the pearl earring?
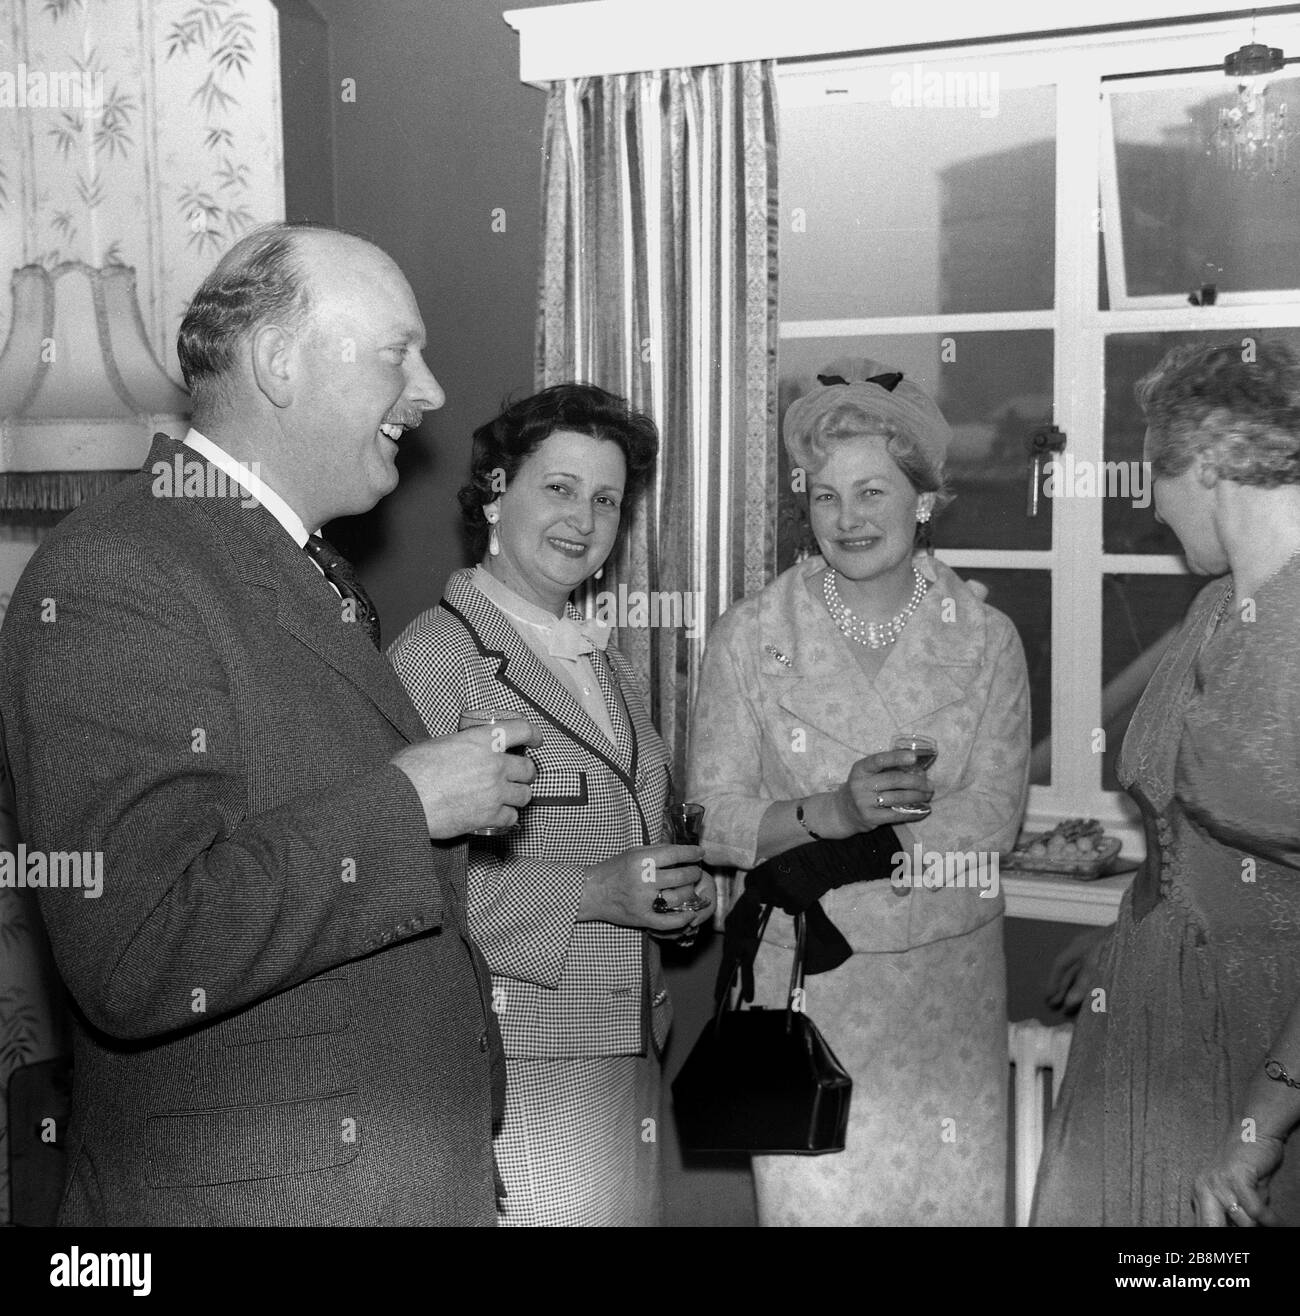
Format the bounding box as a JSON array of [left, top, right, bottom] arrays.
[[594, 565, 604, 581], [916, 499, 935, 557], [485, 509, 500, 557]]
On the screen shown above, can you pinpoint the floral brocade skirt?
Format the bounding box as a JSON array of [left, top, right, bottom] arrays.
[[750, 917, 1007, 1227]]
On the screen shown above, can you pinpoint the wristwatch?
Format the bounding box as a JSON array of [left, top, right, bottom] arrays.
[[1264, 1056, 1300, 1090]]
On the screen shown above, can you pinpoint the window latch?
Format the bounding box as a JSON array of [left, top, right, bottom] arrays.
[[1026, 423, 1067, 517]]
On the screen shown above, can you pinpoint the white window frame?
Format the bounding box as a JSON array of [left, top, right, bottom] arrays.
[[776, 18, 1300, 914], [1099, 69, 1300, 310]]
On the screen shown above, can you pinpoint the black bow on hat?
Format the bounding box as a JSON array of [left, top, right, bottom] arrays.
[[817, 371, 903, 391]]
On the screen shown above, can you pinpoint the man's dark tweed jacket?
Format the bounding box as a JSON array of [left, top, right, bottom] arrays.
[[0, 433, 504, 1226]]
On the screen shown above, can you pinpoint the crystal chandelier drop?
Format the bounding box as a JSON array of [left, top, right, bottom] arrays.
[[1214, 41, 1289, 178]]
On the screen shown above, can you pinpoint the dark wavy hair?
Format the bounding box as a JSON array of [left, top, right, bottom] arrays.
[[458, 383, 660, 554], [1137, 338, 1300, 486]]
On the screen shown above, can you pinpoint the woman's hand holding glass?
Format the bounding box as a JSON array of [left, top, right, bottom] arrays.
[[835, 747, 934, 832], [578, 843, 712, 935]]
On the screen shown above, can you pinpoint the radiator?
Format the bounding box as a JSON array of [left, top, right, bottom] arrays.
[[1008, 1019, 1073, 1227]]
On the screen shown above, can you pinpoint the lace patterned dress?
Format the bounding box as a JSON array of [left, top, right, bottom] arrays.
[[1033, 561, 1300, 1226]]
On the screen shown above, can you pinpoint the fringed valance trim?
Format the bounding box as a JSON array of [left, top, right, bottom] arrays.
[[0, 469, 134, 513]]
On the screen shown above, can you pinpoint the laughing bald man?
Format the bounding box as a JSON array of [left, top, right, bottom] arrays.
[[0, 223, 540, 1225]]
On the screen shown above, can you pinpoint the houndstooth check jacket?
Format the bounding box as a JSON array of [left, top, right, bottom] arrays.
[[388, 569, 673, 1061]]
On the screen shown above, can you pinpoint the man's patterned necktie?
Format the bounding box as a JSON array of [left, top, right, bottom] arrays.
[[303, 533, 381, 649]]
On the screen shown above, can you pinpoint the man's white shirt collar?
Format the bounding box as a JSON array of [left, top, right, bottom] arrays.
[[183, 428, 314, 546]]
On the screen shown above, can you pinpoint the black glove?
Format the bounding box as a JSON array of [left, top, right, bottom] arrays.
[[746, 827, 902, 912], [721, 827, 903, 992]]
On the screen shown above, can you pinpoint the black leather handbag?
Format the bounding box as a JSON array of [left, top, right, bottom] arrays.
[[671, 906, 852, 1155]]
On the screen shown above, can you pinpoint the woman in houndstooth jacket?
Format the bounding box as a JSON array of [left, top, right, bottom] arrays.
[[390, 384, 712, 1226]]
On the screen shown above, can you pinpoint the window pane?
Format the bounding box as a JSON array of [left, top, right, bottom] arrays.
[[779, 331, 1054, 550], [781, 83, 1056, 318], [1107, 75, 1300, 299], [1102, 328, 1300, 553], [953, 568, 1050, 786], [1100, 573, 1206, 790]]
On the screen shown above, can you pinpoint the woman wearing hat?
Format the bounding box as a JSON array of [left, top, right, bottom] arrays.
[[688, 366, 1030, 1225]]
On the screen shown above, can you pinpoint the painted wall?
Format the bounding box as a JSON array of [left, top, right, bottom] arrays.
[[302, 0, 558, 639]]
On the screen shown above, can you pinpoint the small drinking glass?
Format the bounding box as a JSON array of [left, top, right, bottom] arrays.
[[889, 733, 937, 817], [892, 733, 938, 771], [654, 801, 709, 915], [459, 707, 528, 836], [668, 802, 704, 846]]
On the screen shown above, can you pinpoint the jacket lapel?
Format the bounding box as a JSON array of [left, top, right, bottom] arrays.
[[441, 572, 639, 791], [588, 647, 638, 781], [156, 434, 427, 745], [772, 557, 986, 752], [269, 550, 429, 744]]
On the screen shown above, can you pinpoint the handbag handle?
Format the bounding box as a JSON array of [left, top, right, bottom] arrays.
[[786, 911, 808, 1035], [713, 904, 807, 1036]]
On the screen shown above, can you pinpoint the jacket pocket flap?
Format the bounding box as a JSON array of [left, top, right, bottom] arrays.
[[144, 1093, 359, 1186], [221, 975, 350, 1047], [530, 767, 588, 806]]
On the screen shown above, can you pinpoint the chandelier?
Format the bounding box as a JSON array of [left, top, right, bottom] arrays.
[[1214, 40, 1289, 178]]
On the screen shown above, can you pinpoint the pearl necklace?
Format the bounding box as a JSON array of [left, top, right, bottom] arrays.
[[823, 567, 929, 648]]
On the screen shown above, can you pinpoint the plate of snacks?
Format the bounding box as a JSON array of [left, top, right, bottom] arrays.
[[1006, 818, 1124, 879]]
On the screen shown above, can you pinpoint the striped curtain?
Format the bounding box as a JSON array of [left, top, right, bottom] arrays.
[[537, 62, 780, 781]]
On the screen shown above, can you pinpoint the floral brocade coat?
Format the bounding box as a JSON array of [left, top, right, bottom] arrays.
[[689, 555, 1030, 950], [687, 554, 1031, 1226]]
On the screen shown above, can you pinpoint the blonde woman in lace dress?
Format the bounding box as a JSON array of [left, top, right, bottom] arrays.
[[1034, 341, 1300, 1226]]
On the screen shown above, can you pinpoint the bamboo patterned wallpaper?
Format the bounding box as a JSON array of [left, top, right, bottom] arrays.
[[0, 0, 284, 379]]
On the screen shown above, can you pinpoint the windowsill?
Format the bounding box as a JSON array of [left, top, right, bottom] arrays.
[[1011, 803, 1145, 925], [1003, 868, 1133, 925]]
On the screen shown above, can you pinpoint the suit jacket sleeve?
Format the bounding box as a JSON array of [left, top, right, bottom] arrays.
[[389, 612, 587, 990], [1, 532, 451, 1042]]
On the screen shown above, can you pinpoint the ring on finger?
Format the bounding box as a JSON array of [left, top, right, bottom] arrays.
[[875, 792, 885, 808]]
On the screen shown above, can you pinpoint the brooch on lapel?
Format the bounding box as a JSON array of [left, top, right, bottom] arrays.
[[763, 644, 793, 670]]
